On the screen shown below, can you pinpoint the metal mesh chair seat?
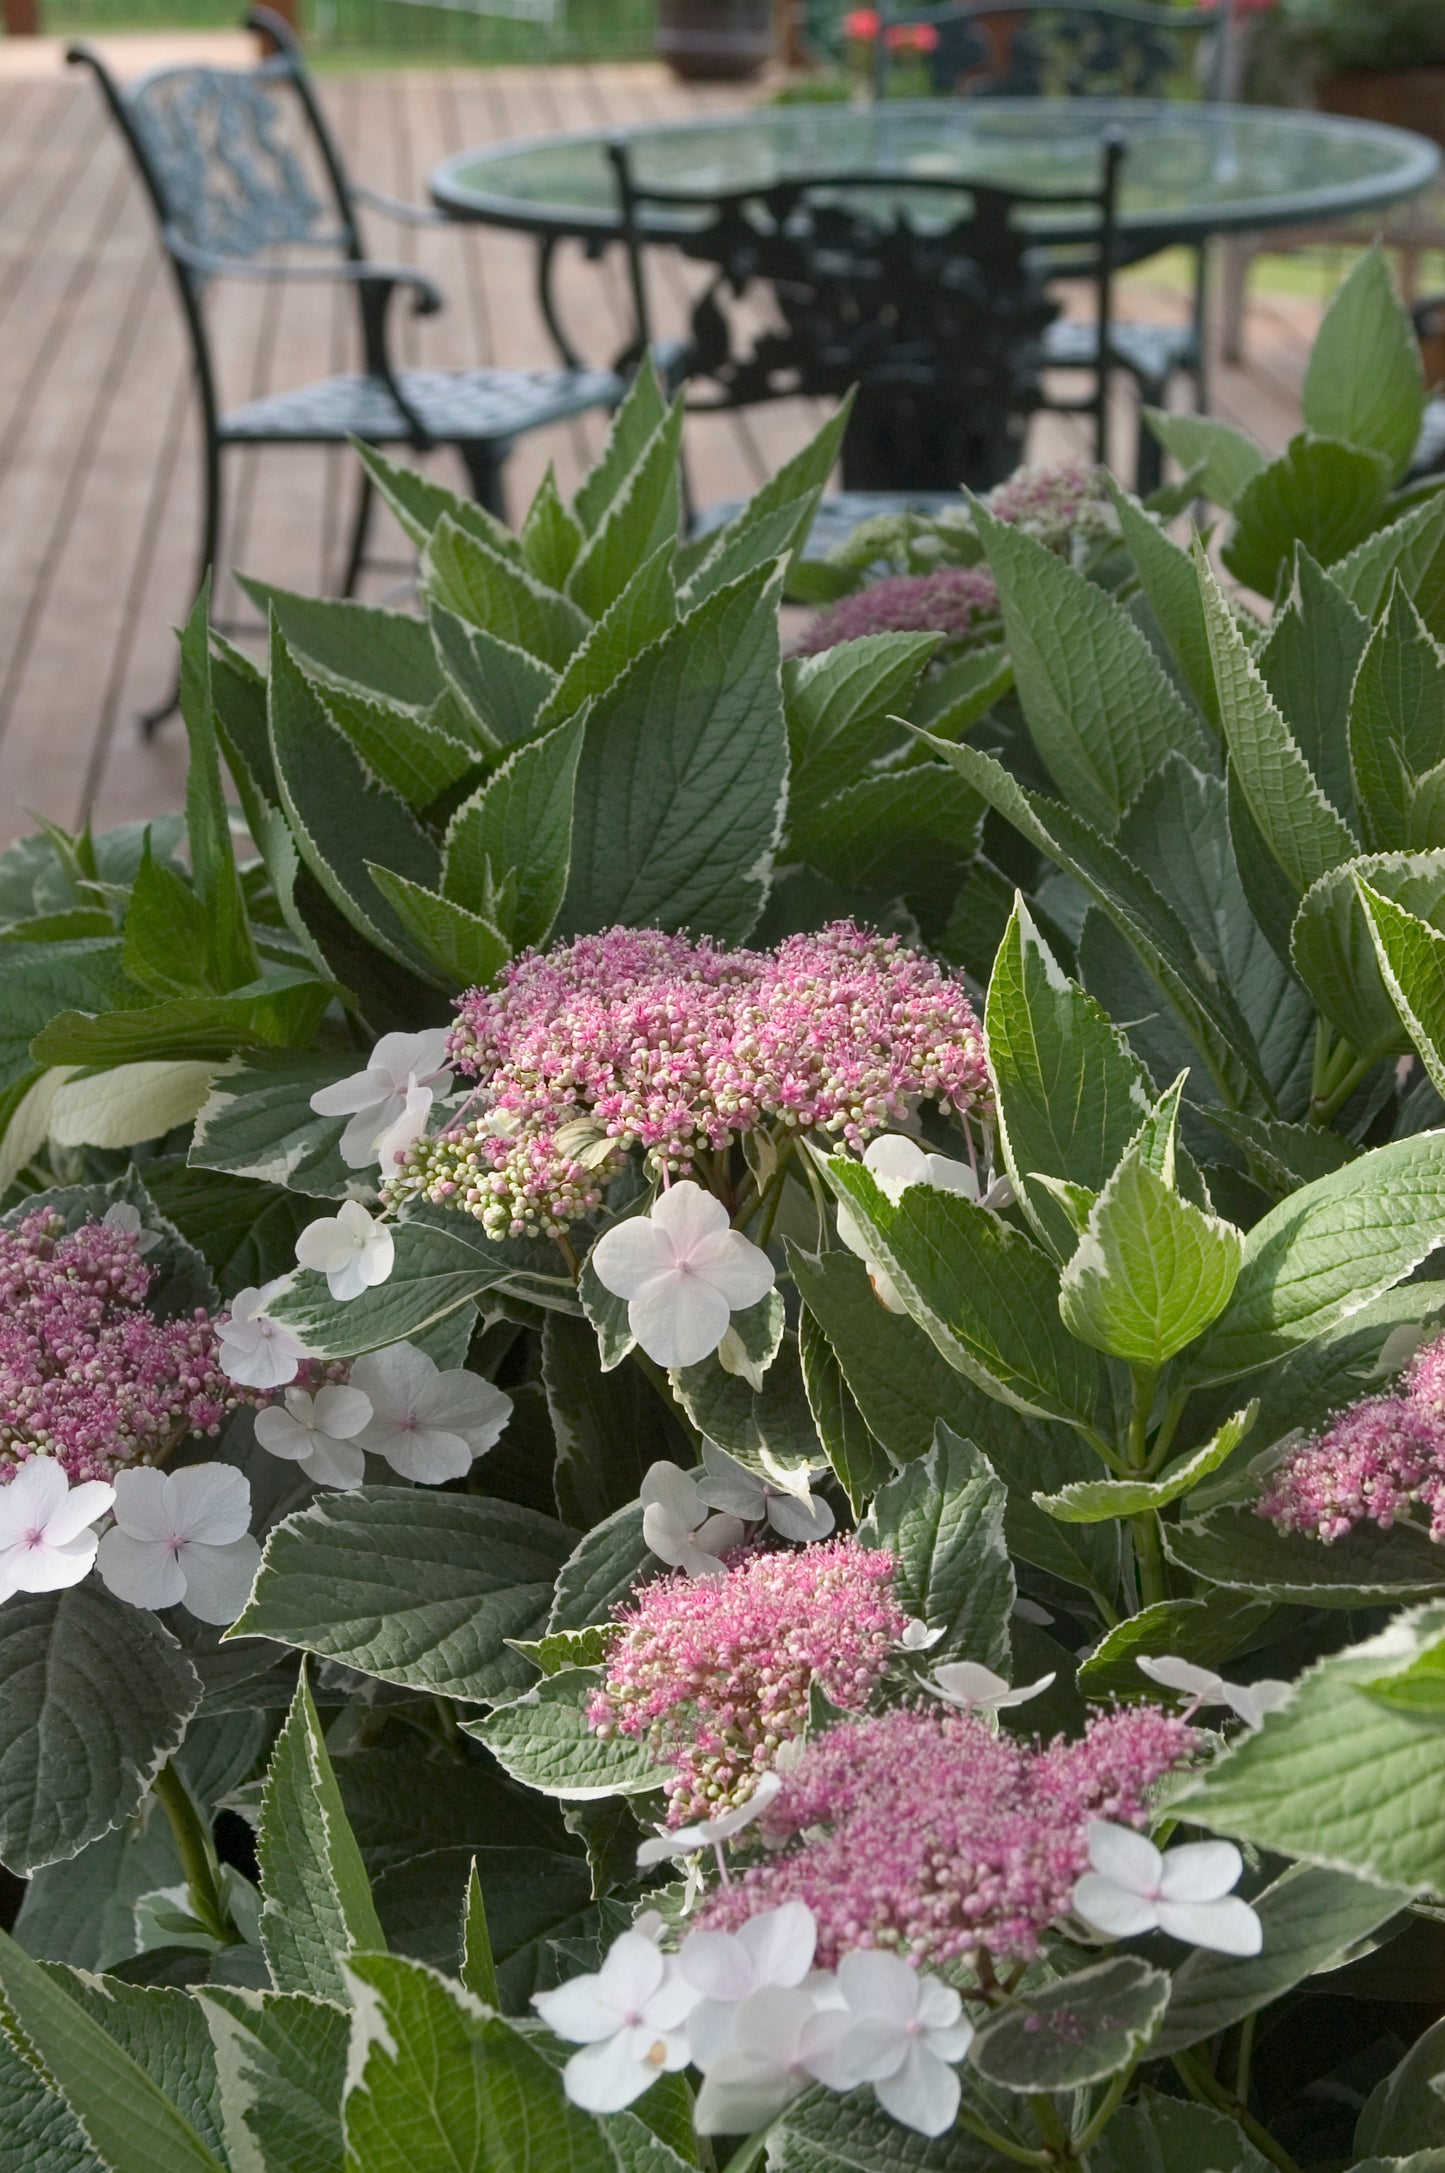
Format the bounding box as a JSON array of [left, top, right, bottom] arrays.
[[221, 363, 623, 443], [1043, 315, 1197, 387]]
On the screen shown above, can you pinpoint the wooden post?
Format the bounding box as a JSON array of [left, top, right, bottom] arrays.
[[3, 0, 42, 37]]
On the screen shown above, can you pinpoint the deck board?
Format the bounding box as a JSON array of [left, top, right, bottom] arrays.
[[0, 52, 1323, 845]]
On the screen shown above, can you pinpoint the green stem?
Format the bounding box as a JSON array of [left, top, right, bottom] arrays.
[[1172, 2051, 1301, 2173], [1073, 2065, 1134, 2157], [1030, 2093, 1071, 2158], [1310, 1016, 1334, 1108], [1143, 1390, 1189, 1476], [151, 1761, 237, 1946], [1126, 1368, 1168, 1610], [719, 2122, 776, 2173], [1311, 1050, 1374, 1127], [1233, 2010, 1256, 2105], [735, 1137, 796, 1244], [950, 2103, 1054, 2168]]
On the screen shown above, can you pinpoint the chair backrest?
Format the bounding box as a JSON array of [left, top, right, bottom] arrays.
[[610, 132, 1124, 480], [878, 1, 1225, 103], [69, 7, 361, 279]]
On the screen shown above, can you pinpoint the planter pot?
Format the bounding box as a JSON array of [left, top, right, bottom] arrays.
[[657, 0, 774, 81], [1316, 65, 1445, 148]]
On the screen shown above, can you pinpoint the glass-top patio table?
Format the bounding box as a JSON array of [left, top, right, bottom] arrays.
[[432, 99, 1439, 248], [431, 101, 1441, 487]]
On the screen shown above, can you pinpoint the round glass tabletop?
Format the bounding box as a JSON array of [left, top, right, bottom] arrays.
[[430, 97, 1440, 247]]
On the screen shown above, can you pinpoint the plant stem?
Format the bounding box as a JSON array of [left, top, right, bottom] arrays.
[[1311, 1050, 1374, 1127], [1232, 2010, 1256, 2104], [951, 2103, 1054, 2167], [1172, 2050, 1301, 2173], [1029, 2092, 1071, 2158], [1073, 2065, 1134, 2156], [1127, 1367, 1168, 1609], [719, 2121, 776, 2173], [150, 1760, 237, 1946]]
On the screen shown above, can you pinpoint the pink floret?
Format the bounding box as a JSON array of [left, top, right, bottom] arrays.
[[794, 565, 1000, 655], [0, 1210, 235, 1487], [696, 1702, 1195, 1968], [588, 1536, 908, 1825]]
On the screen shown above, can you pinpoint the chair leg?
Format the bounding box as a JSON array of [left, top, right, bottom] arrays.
[[141, 421, 223, 740], [341, 467, 375, 598], [1133, 381, 1166, 498], [458, 440, 510, 523]]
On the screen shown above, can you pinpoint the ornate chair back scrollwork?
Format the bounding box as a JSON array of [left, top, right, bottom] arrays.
[[610, 134, 1124, 492], [69, 6, 621, 732]]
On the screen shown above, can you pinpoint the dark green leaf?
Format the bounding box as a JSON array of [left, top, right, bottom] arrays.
[[430, 605, 557, 752], [860, 1425, 1013, 1668], [1302, 243, 1425, 483], [441, 710, 583, 948], [969, 1958, 1170, 2091], [238, 577, 443, 707], [257, 1667, 387, 2001], [232, 1488, 574, 1705], [1224, 434, 1393, 598], [0, 1586, 201, 1876]]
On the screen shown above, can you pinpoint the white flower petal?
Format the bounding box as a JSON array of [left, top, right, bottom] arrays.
[[97, 1529, 186, 1610], [766, 1490, 835, 1543], [1230, 1679, 1293, 1728], [597, 1930, 668, 2012], [695, 1229, 776, 1312], [836, 1948, 918, 2021], [372, 1080, 434, 1172], [640, 1461, 705, 1523], [1087, 1819, 1162, 1892], [1137, 1654, 1222, 1700], [532, 1975, 620, 2044], [875, 2042, 962, 2137], [695, 1443, 765, 1520], [6, 1529, 100, 1592], [930, 1662, 1012, 1708], [590, 1217, 675, 1300], [923, 1154, 979, 1199], [254, 1406, 315, 1461], [313, 1384, 375, 1439], [1156, 1896, 1263, 1955], [109, 1467, 174, 1539], [862, 1135, 928, 1199], [163, 1464, 252, 1547], [681, 1931, 757, 2005], [629, 1272, 731, 1370], [310, 1069, 390, 1117], [43, 1477, 119, 1547], [914, 1973, 965, 2033], [692, 1512, 745, 1559], [693, 2053, 806, 2135], [562, 2029, 659, 2113], [1158, 1840, 1244, 1906], [370, 1029, 455, 1090], [648, 1181, 731, 1251], [1072, 1874, 1160, 1940], [300, 1436, 367, 1490], [378, 1425, 474, 1486], [415, 1369, 512, 1453], [179, 1536, 261, 1624], [0, 1457, 67, 1540]]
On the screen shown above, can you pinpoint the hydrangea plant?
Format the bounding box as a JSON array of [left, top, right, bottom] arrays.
[[6, 249, 1445, 2173]]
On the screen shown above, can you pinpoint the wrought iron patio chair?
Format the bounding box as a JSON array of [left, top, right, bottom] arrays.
[[874, 0, 1233, 491], [69, 7, 622, 731], [609, 132, 1125, 500]]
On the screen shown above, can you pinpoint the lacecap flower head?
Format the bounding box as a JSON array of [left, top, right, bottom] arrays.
[[588, 1535, 907, 1825], [388, 922, 989, 1241], [0, 1209, 234, 1486]]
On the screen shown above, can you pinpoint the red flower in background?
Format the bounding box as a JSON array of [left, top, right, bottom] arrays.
[[844, 7, 879, 34], [844, 9, 941, 43]]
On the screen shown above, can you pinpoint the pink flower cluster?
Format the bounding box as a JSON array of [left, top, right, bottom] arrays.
[[697, 1703, 1196, 1968], [587, 1537, 908, 1825], [0, 1211, 233, 1487], [389, 922, 989, 1239], [984, 460, 1117, 551], [794, 565, 1001, 656], [1257, 1329, 1445, 1543]]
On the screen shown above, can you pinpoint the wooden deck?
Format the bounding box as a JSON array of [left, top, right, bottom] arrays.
[[0, 45, 1329, 845]]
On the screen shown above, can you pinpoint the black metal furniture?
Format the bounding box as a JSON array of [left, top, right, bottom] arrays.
[[875, 2, 1226, 489], [607, 132, 1125, 492], [69, 7, 621, 730]]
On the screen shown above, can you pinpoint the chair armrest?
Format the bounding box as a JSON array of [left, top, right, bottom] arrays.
[[162, 229, 444, 315], [350, 183, 449, 230]]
